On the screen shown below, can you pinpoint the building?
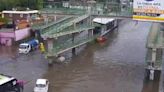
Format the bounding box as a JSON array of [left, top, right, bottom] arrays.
[[2, 10, 39, 22], [0, 10, 39, 46]]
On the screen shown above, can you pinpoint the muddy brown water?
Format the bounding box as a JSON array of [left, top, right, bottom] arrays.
[[0, 20, 161, 92]]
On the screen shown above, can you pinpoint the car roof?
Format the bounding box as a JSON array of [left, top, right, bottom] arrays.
[[36, 79, 47, 85], [0, 74, 15, 85], [20, 43, 29, 46]]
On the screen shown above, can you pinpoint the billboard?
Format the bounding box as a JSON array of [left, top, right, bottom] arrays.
[[133, 0, 164, 22]]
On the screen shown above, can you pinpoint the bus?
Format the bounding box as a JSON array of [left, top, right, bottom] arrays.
[[93, 18, 118, 42], [0, 74, 23, 92]]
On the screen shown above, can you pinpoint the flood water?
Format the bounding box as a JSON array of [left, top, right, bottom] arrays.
[[43, 20, 157, 92], [0, 20, 161, 92]]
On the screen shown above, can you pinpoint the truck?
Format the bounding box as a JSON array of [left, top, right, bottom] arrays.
[[19, 39, 39, 54], [0, 74, 24, 92]]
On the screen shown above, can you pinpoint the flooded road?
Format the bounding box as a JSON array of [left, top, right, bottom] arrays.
[[43, 20, 152, 92], [0, 20, 161, 92]]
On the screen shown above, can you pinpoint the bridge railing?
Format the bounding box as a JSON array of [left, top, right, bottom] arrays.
[[41, 14, 91, 38], [41, 1, 133, 17], [40, 16, 75, 35], [51, 25, 96, 38], [47, 34, 98, 57]]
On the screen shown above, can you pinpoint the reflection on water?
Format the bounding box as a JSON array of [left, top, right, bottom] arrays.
[[0, 46, 17, 58], [142, 70, 161, 92]]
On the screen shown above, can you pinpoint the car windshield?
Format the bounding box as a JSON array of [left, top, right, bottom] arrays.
[[36, 84, 46, 88]]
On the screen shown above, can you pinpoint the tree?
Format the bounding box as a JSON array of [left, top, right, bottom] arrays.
[[36, 0, 44, 9], [0, 0, 44, 11]]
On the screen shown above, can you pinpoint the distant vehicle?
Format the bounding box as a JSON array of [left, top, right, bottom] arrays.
[[34, 79, 49, 92], [19, 39, 39, 54], [93, 18, 118, 43], [0, 74, 24, 92]]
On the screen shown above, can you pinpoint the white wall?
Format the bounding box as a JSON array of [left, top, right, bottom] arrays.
[[15, 28, 30, 41]]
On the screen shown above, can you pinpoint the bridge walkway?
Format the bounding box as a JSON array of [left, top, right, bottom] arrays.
[[46, 34, 98, 57], [146, 23, 164, 71], [34, 14, 100, 60]]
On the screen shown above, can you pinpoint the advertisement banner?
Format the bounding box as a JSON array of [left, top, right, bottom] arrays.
[[133, 0, 164, 22]]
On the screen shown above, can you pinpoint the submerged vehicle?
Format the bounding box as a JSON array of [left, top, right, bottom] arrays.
[[34, 79, 49, 92], [0, 74, 24, 92], [19, 39, 39, 54]]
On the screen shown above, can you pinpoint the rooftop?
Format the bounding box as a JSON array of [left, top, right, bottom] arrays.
[[2, 10, 39, 14], [93, 18, 115, 24]]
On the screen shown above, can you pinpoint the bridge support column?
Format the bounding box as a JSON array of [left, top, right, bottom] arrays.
[[47, 38, 54, 54], [152, 48, 156, 65], [89, 15, 92, 25], [88, 29, 93, 38], [72, 33, 76, 55], [54, 15, 57, 21], [149, 48, 156, 80], [47, 38, 55, 65], [48, 58, 53, 66], [72, 48, 76, 56]]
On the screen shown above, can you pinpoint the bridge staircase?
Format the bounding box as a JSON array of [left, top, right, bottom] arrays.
[[32, 14, 99, 64]]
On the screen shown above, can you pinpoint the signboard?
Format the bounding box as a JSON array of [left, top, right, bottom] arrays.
[[133, 0, 164, 22]]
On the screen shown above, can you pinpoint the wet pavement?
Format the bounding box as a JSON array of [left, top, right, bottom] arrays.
[[0, 20, 161, 92]]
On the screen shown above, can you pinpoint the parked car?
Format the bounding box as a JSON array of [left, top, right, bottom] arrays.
[[19, 39, 39, 54], [34, 79, 49, 92], [0, 74, 24, 92]]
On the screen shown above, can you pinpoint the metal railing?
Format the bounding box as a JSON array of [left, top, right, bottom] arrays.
[[47, 34, 98, 56], [41, 1, 133, 17], [41, 14, 91, 37]]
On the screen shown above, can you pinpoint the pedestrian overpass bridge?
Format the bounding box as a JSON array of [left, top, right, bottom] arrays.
[[40, 1, 132, 19], [31, 1, 164, 81]]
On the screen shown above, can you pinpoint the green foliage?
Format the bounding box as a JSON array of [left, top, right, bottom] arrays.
[[0, 0, 43, 11], [36, 0, 43, 9]]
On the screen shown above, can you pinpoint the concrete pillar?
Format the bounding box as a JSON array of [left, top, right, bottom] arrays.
[[47, 38, 54, 52], [149, 48, 156, 80], [72, 48, 76, 56], [72, 33, 76, 55], [54, 15, 56, 21], [89, 15, 93, 26], [152, 48, 156, 67], [48, 58, 53, 65], [73, 23, 76, 29], [88, 29, 93, 38], [72, 33, 75, 43], [150, 69, 154, 80]]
